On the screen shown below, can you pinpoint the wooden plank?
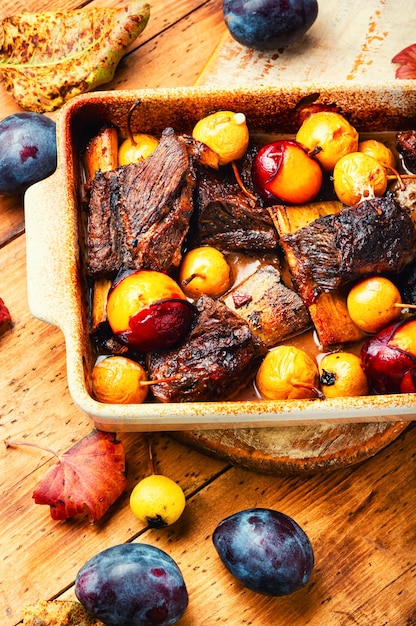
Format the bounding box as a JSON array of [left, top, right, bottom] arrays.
[[1, 430, 230, 623], [57, 424, 416, 625], [2, 2, 416, 625], [197, 0, 413, 86], [0, 6, 230, 620], [104, 0, 226, 90], [0, 0, 226, 247]]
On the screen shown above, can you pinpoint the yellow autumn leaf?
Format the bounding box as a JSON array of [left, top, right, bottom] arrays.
[[0, 1, 150, 113]]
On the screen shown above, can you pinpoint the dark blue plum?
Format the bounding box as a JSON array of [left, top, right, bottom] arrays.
[[223, 0, 318, 51], [0, 112, 57, 195], [75, 543, 188, 626], [212, 507, 314, 596]]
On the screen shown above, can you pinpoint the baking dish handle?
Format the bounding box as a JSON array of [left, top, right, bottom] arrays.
[[24, 168, 79, 332]]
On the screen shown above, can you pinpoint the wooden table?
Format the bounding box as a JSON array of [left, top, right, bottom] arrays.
[[1, 1, 416, 624]]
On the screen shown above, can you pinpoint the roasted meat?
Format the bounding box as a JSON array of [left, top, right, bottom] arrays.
[[86, 127, 195, 278], [147, 295, 267, 403], [222, 264, 311, 347], [396, 130, 416, 173], [279, 195, 416, 305], [270, 200, 366, 348], [192, 145, 279, 252]]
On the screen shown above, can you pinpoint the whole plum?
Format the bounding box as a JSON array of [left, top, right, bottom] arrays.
[[0, 112, 57, 195], [223, 0, 319, 51], [75, 543, 188, 626], [213, 507, 314, 596]]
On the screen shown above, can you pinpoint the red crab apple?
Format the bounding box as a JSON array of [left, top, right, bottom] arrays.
[[360, 317, 416, 394], [252, 139, 322, 205], [107, 270, 196, 352]]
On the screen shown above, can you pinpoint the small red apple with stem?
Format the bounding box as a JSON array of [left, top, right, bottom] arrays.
[[107, 270, 196, 352], [252, 139, 323, 205]]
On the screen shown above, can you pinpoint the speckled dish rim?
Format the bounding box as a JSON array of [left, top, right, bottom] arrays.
[[24, 81, 416, 432]]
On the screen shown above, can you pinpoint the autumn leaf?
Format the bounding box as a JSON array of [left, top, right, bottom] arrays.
[[0, 1, 150, 112], [33, 430, 127, 522], [392, 44, 416, 79], [22, 599, 102, 626], [0, 297, 12, 336], [7, 430, 127, 522]]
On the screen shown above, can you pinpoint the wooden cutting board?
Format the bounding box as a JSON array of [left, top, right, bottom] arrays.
[[173, 422, 409, 474], [174, 0, 412, 473]]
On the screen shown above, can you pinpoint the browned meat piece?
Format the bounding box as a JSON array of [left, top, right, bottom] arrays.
[[86, 127, 195, 278], [396, 130, 416, 173], [222, 264, 311, 347], [147, 295, 267, 403], [192, 146, 279, 252], [280, 195, 416, 305]]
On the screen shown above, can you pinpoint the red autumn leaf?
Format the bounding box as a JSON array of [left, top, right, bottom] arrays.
[[32, 430, 126, 523], [0, 297, 12, 336], [392, 44, 416, 79]]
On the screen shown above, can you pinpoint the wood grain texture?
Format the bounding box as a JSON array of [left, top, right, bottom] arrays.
[[59, 423, 416, 626], [174, 420, 409, 473], [1, 0, 416, 624], [0, 0, 226, 247], [197, 0, 412, 87]]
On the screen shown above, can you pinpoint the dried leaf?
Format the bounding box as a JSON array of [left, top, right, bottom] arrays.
[[0, 1, 150, 112], [22, 599, 103, 626], [392, 43, 416, 79], [32, 430, 126, 523]]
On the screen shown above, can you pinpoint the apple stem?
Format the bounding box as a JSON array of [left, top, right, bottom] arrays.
[[395, 302, 416, 309], [385, 167, 416, 190], [231, 161, 257, 202], [291, 380, 324, 400], [233, 113, 247, 126], [140, 375, 181, 387], [385, 164, 406, 190], [145, 434, 156, 475], [181, 273, 201, 287], [126, 99, 142, 147], [308, 146, 323, 159]]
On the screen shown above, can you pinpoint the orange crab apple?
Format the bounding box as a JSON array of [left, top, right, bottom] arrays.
[[107, 270, 196, 352], [252, 139, 323, 205]]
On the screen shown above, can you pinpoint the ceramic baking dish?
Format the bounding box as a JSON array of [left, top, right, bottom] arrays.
[[24, 82, 416, 432]]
